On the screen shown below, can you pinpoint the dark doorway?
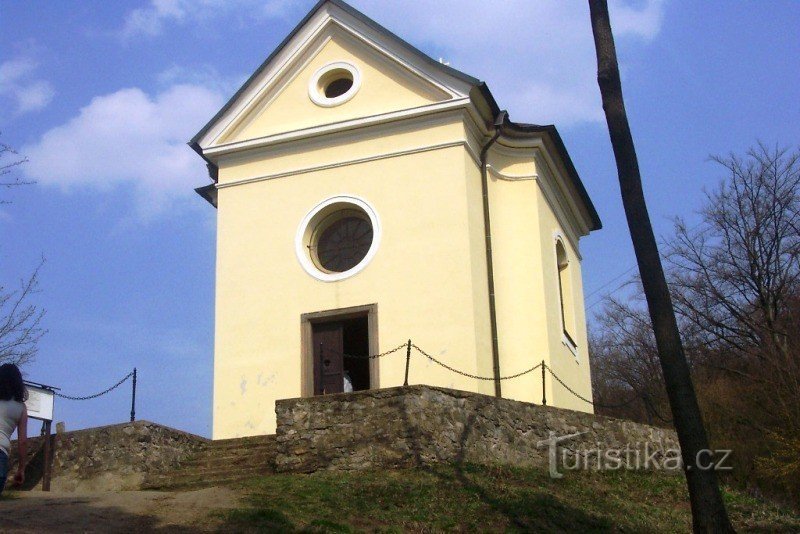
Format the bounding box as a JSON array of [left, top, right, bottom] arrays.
[[312, 315, 369, 395]]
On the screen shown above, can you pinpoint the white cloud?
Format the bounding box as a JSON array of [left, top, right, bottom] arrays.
[[352, 0, 666, 126], [120, 0, 295, 38], [0, 56, 55, 115], [21, 83, 225, 218], [157, 64, 245, 97]]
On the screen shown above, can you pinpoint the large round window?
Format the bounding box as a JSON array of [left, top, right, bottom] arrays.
[[312, 209, 373, 272], [295, 195, 381, 282]]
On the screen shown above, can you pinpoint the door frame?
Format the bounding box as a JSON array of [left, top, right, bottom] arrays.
[[300, 303, 379, 397]]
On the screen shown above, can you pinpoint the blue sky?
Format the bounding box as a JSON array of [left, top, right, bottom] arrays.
[[1, 0, 798, 437]]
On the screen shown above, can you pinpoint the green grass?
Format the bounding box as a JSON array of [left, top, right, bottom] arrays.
[[217, 464, 800, 533]]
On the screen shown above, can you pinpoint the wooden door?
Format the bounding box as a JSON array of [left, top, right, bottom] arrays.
[[312, 322, 344, 395]]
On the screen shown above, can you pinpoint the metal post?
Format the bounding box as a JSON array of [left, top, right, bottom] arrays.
[[130, 368, 137, 422], [42, 420, 52, 491], [403, 339, 412, 386], [541, 360, 547, 406]]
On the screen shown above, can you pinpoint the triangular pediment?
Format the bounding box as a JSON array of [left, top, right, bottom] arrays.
[[193, 0, 476, 152], [219, 26, 453, 145]]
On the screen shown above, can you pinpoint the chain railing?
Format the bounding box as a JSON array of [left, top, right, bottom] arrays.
[[339, 342, 409, 360], [542, 363, 641, 409], [320, 339, 644, 413], [54, 368, 138, 422], [411, 343, 542, 381]]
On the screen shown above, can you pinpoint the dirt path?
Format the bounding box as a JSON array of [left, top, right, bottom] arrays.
[[1, 487, 240, 533]]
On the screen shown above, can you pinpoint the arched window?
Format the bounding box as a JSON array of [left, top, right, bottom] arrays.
[[556, 240, 577, 347]]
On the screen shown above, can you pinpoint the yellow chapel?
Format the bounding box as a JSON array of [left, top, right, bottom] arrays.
[[192, 0, 602, 439]]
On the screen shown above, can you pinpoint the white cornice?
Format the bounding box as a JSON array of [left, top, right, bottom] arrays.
[[216, 140, 467, 190], [497, 138, 591, 238], [486, 164, 538, 181], [205, 98, 472, 159]]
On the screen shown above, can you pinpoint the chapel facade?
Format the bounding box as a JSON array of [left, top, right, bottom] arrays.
[[193, 0, 601, 439]]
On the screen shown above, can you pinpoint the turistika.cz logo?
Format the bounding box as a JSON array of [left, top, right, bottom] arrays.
[[536, 431, 733, 479]]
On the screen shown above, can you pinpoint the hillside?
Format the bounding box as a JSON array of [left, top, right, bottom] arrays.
[[222, 464, 800, 533], [3, 464, 798, 532]]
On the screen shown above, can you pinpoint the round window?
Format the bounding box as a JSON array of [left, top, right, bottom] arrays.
[[308, 62, 361, 107], [322, 71, 354, 99], [295, 195, 381, 282], [312, 209, 373, 273]]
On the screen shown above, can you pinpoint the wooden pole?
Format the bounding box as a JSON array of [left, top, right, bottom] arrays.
[[588, 1, 733, 530], [41, 421, 52, 492]]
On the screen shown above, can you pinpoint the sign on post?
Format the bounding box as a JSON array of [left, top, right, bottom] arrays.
[[25, 384, 55, 422], [23, 381, 58, 491]]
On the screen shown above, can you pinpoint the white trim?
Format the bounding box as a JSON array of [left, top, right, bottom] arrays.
[[486, 164, 538, 181], [217, 140, 465, 190], [498, 137, 593, 237], [220, 32, 334, 143], [308, 61, 362, 107], [294, 195, 381, 282], [562, 334, 579, 358], [204, 98, 471, 158], [554, 233, 580, 360], [326, 3, 472, 95], [198, 8, 330, 147]]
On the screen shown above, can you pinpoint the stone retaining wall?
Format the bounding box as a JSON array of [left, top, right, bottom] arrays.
[[275, 385, 679, 473], [8, 387, 681, 491], [9, 420, 207, 491]]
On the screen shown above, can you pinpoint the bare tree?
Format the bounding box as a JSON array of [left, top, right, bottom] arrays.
[[592, 144, 800, 502], [1, 137, 31, 203], [590, 289, 672, 425], [0, 136, 46, 365], [0, 260, 46, 365], [587, 1, 733, 531], [668, 145, 800, 360]]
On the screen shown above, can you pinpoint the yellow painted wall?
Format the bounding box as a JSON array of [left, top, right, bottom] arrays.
[[214, 133, 495, 438], [484, 146, 592, 412], [531, 160, 594, 413], [212, 122, 594, 438], [485, 150, 548, 406]]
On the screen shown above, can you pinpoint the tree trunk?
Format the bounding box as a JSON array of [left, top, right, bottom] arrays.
[[587, 1, 734, 532]]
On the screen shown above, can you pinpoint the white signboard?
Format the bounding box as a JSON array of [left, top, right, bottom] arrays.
[[25, 385, 55, 422]]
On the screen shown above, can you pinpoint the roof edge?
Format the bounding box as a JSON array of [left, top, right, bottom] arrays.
[[501, 120, 602, 232], [195, 184, 218, 208]]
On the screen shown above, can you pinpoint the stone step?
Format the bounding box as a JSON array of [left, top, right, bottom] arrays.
[[180, 459, 274, 471], [148, 465, 272, 483], [141, 434, 278, 491], [184, 447, 276, 462], [180, 453, 275, 469], [207, 436, 276, 450], [143, 464, 273, 491], [192, 443, 276, 457]]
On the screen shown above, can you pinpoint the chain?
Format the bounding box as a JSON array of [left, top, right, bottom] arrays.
[[54, 371, 135, 401], [412, 344, 542, 381], [544, 364, 640, 409], [340, 342, 409, 360]]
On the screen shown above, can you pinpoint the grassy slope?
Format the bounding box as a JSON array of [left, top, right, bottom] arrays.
[[220, 464, 800, 533]]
